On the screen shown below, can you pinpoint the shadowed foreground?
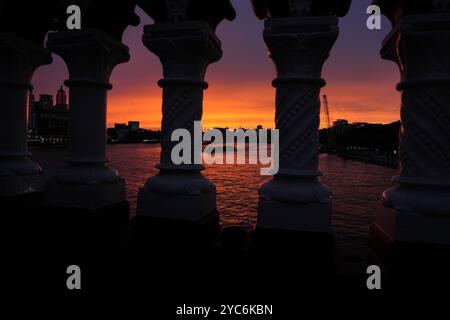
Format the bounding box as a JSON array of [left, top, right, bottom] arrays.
[[2, 199, 450, 300]]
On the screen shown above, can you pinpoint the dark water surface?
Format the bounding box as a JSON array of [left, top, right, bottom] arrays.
[[32, 144, 396, 249]]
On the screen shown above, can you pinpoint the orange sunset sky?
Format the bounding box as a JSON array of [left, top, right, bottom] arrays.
[[32, 1, 400, 130]]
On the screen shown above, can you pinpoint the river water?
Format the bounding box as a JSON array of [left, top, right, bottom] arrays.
[[32, 144, 397, 249]]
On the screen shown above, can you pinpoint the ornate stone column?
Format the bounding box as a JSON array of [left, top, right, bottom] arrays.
[[136, 1, 236, 224], [252, 0, 351, 234], [137, 21, 220, 221], [0, 34, 52, 198], [44, 30, 130, 210], [371, 1, 450, 246]]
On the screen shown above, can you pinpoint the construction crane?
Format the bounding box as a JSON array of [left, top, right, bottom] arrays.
[[322, 95, 334, 149], [322, 94, 332, 130]]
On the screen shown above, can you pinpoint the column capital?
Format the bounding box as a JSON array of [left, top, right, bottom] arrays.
[[264, 16, 338, 85], [47, 29, 130, 89], [381, 13, 450, 80], [398, 14, 450, 86], [143, 21, 222, 83], [138, 0, 236, 31], [0, 33, 52, 88]]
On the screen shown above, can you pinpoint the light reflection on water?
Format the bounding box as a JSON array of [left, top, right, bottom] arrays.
[[32, 144, 396, 249]]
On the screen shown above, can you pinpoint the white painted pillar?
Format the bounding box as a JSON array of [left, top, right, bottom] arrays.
[[44, 30, 130, 210], [137, 21, 221, 221], [0, 34, 51, 197], [374, 12, 450, 245], [257, 16, 339, 233]]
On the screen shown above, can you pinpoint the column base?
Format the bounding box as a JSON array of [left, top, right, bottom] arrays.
[[249, 227, 335, 296], [0, 172, 45, 198], [137, 172, 216, 222], [42, 201, 130, 249], [373, 202, 450, 246], [254, 178, 335, 285], [251, 226, 334, 252], [1, 191, 128, 247], [43, 175, 129, 247], [137, 189, 216, 221], [135, 172, 218, 248], [369, 216, 450, 295], [257, 177, 332, 233], [44, 178, 126, 210], [0, 192, 45, 249], [131, 209, 220, 250], [369, 203, 450, 290], [258, 199, 332, 233], [369, 221, 450, 263]]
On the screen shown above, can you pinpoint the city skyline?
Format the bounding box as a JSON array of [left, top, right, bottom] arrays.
[[31, 1, 399, 130], [30, 83, 391, 131]]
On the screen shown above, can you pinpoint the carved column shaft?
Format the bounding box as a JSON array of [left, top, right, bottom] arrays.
[[45, 30, 129, 209], [66, 85, 109, 165], [0, 34, 51, 197], [257, 16, 338, 233], [266, 17, 337, 176], [398, 16, 450, 185], [382, 14, 450, 215], [144, 21, 221, 170], [137, 21, 221, 221]]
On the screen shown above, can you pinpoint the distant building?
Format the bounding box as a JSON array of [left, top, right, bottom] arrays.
[[55, 86, 67, 112], [38, 94, 53, 109], [108, 122, 160, 144], [319, 121, 401, 153], [128, 121, 140, 132], [114, 123, 129, 141], [28, 86, 69, 144], [330, 119, 349, 137], [332, 119, 349, 127], [351, 122, 368, 127], [352, 122, 382, 129]]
